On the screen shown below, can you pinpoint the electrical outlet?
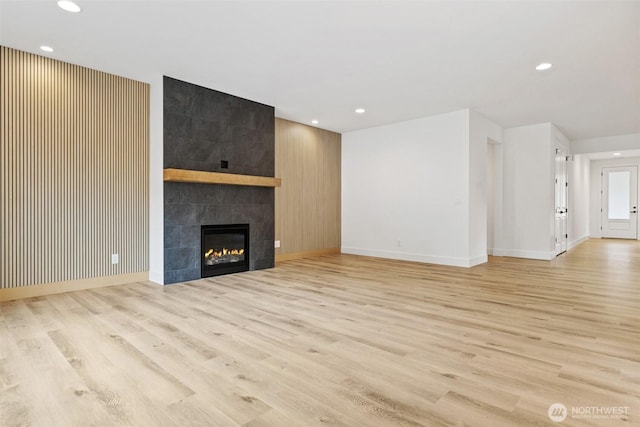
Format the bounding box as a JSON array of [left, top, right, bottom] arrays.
[[274, 240, 281, 248], [111, 253, 119, 264]]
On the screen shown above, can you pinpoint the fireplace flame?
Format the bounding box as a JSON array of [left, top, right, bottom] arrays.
[[204, 248, 244, 258]]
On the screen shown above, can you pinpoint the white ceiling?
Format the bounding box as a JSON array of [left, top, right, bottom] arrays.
[[586, 149, 640, 160], [1, 1, 639, 139]]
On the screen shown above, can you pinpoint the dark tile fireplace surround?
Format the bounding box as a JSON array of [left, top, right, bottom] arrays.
[[163, 76, 275, 284]]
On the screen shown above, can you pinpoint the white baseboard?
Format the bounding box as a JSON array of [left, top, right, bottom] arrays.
[[491, 248, 555, 260], [587, 234, 640, 241], [469, 255, 488, 266], [568, 235, 589, 250], [341, 247, 485, 268]]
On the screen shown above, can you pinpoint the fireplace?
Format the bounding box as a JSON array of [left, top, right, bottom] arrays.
[[201, 224, 250, 278]]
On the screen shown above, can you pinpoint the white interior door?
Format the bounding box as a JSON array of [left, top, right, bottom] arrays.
[[554, 150, 568, 255], [602, 166, 638, 239]]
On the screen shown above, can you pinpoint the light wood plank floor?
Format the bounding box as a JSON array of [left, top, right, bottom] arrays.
[[1, 239, 639, 426]]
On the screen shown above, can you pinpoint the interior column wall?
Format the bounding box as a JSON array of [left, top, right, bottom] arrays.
[[500, 123, 555, 259], [469, 110, 503, 264], [148, 74, 164, 284]]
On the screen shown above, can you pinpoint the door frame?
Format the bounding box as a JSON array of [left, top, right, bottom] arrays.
[[554, 149, 568, 256], [600, 165, 639, 240]]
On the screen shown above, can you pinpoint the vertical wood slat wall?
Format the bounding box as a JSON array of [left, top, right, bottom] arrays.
[[0, 46, 149, 289], [275, 118, 341, 260]]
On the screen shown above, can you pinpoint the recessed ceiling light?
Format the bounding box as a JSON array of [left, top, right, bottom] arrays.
[[613, 152, 622, 156], [57, 0, 81, 13], [311, 120, 318, 125], [40, 45, 54, 52], [355, 108, 365, 114], [535, 62, 552, 71]]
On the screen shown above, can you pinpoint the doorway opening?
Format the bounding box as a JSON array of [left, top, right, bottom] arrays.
[[601, 166, 638, 239]]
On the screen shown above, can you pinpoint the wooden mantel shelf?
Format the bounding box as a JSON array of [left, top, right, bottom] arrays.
[[163, 168, 281, 188]]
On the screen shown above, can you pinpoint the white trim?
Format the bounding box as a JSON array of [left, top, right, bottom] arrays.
[[469, 255, 488, 266], [491, 248, 555, 260], [568, 235, 589, 250], [341, 247, 484, 268]]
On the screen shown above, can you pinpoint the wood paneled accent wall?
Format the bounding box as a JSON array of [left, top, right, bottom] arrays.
[[275, 118, 341, 261], [0, 46, 149, 290]]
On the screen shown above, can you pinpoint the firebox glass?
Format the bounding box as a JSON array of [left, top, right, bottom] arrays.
[[203, 233, 245, 265]]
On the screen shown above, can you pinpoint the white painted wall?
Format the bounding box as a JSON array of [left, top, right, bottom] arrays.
[[499, 123, 556, 260], [589, 156, 640, 239], [342, 110, 476, 267], [341, 109, 502, 267], [568, 154, 590, 247], [148, 75, 164, 284]]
